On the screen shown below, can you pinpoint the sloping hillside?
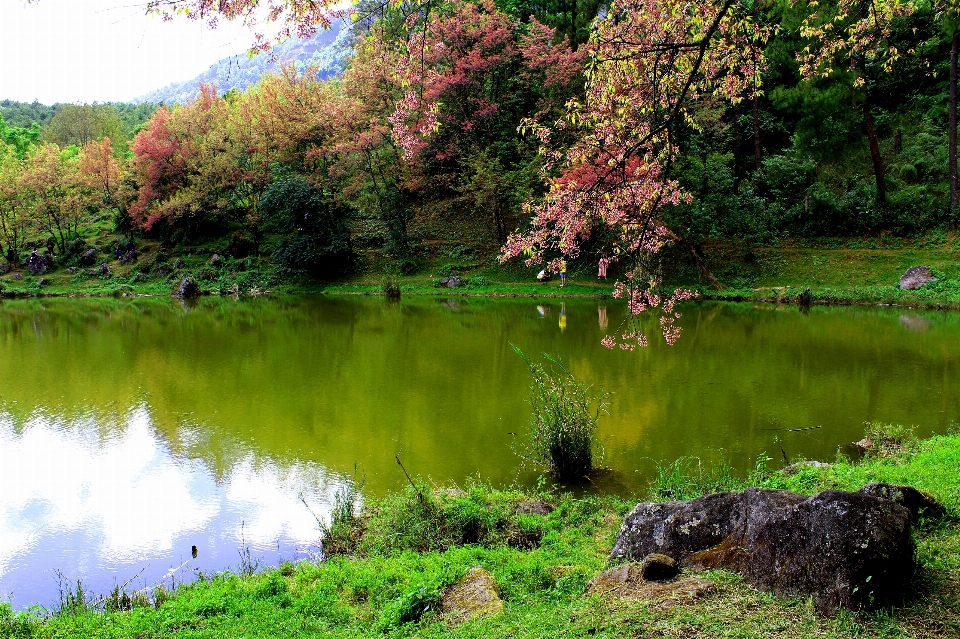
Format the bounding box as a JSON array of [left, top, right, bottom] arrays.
[[134, 23, 349, 105]]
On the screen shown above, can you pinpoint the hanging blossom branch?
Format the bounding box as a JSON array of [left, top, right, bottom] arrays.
[[500, 0, 769, 350]]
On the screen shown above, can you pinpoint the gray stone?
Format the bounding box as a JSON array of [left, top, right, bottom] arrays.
[[97, 263, 112, 278], [26, 251, 54, 275], [439, 275, 463, 288], [640, 553, 678, 581], [155, 266, 173, 278], [609, 488, 915, 613], [120, 248, 137, 264], [173, 258, 185, 269], [12, 273, 22, 281], [209, 254, 222, 267], [37, 278, 49, 286], [173, 277, 200, 298], [899, 265, 937, 290], [858, 482, 945, 523], [0, 262, 10, 275], [80, 249, 98, 266], [441, 566, 502, 624], [514, 500, 554, 516]]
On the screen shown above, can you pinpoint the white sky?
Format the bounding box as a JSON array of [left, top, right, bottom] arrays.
[[0, 0, 267, 104]]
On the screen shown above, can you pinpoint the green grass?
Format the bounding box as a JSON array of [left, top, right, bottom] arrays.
[[3, 429, 958, 638], [7, 231, 960, 307]]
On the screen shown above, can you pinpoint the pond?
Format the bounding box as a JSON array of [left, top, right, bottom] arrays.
[[1, 295, 958, 609]]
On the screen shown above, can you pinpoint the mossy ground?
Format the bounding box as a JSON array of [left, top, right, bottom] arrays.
[[3, 429, 958, 639]]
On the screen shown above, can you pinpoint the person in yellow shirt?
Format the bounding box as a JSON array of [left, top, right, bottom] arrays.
[[559, 260, 567, 288]]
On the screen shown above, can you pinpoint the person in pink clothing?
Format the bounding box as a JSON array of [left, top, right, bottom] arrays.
[[598, 254, 609, 279]]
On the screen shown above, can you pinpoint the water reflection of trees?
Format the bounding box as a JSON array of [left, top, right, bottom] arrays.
[[0, 298, 957, 495]]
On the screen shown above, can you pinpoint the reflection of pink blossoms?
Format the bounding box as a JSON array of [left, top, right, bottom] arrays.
[[606, 279, 696, 347]]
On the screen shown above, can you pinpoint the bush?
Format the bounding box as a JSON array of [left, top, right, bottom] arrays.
[[260, 175, 353, 277], [514, 348, 606, 480]]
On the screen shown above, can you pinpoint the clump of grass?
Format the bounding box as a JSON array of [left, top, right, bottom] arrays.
[[649, 457, 743, 501], [514, 347, 607, 480], [358, 481, 546, 555], [382, 274, 401, 299], [320, 481, 365, 556], [862, 422, 918, 459]]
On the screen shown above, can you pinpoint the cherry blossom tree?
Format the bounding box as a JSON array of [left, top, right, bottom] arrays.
[[499, 0, 764, 348]]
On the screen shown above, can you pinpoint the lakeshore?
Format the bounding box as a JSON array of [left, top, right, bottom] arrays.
[[3, 428, 957, 638]]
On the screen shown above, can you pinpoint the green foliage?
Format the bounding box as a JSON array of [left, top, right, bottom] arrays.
[[259, 175, 353, 277], [514, 348, 606, 480], [358, 482, 546, 555]]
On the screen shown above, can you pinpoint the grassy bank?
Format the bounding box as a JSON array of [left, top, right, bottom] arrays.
[[2, 234, 960, 308], [3, 427, 958, 638]]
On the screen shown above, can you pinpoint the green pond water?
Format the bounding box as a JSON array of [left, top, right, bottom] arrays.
[[0, 295, 958, 608]]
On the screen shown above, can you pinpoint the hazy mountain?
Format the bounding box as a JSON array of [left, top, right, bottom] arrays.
[[133, 23, 350, 105]]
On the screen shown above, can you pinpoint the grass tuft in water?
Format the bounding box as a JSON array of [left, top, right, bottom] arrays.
[[382, 274, 401, 299], [513, 346, 607, 481]]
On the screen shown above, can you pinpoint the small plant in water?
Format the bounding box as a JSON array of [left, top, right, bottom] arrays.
[[513, 346, 607, 480], [382, 275, 401, 299]]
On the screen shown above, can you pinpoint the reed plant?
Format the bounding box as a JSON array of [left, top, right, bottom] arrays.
[[381, 274, 401, 299], [513, 347, 607, 480]]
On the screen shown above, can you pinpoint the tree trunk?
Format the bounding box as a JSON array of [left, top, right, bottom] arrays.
[[568, 0, 578, 50], [752, 2, 761, 170], [669, 231, 724, 290], [733, 100, 741, 191], [753, 94, 761, 169], [862, 91, 886, 205], [950, 31, 958, 216]]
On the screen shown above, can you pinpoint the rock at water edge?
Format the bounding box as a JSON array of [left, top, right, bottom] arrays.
[[899, 265, 937, 290], [173, 277, 200, 298]]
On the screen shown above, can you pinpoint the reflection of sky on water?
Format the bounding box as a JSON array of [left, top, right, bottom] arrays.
[[0, 407, 336, 609]]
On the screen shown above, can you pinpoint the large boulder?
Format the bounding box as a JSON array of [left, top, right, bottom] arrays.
[[80, 249, 98, 267], [609, 488, 916, 613], [899, 265, 937, 290], [26, 252, 54, 275], [173, 277, 200, 298], [439, 275, 464, 289]]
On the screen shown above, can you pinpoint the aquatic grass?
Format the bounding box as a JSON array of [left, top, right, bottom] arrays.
[[513, 347, 608, 481], [382, 274, 401, 299], [649, 457, 743, 501]]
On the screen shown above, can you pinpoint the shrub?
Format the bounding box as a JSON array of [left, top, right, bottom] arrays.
[[260, 175, 353, 277], [514, 347, 607, 480]]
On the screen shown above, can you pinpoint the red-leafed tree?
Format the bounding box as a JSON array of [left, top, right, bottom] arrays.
[[389, 0, 584, 243]]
